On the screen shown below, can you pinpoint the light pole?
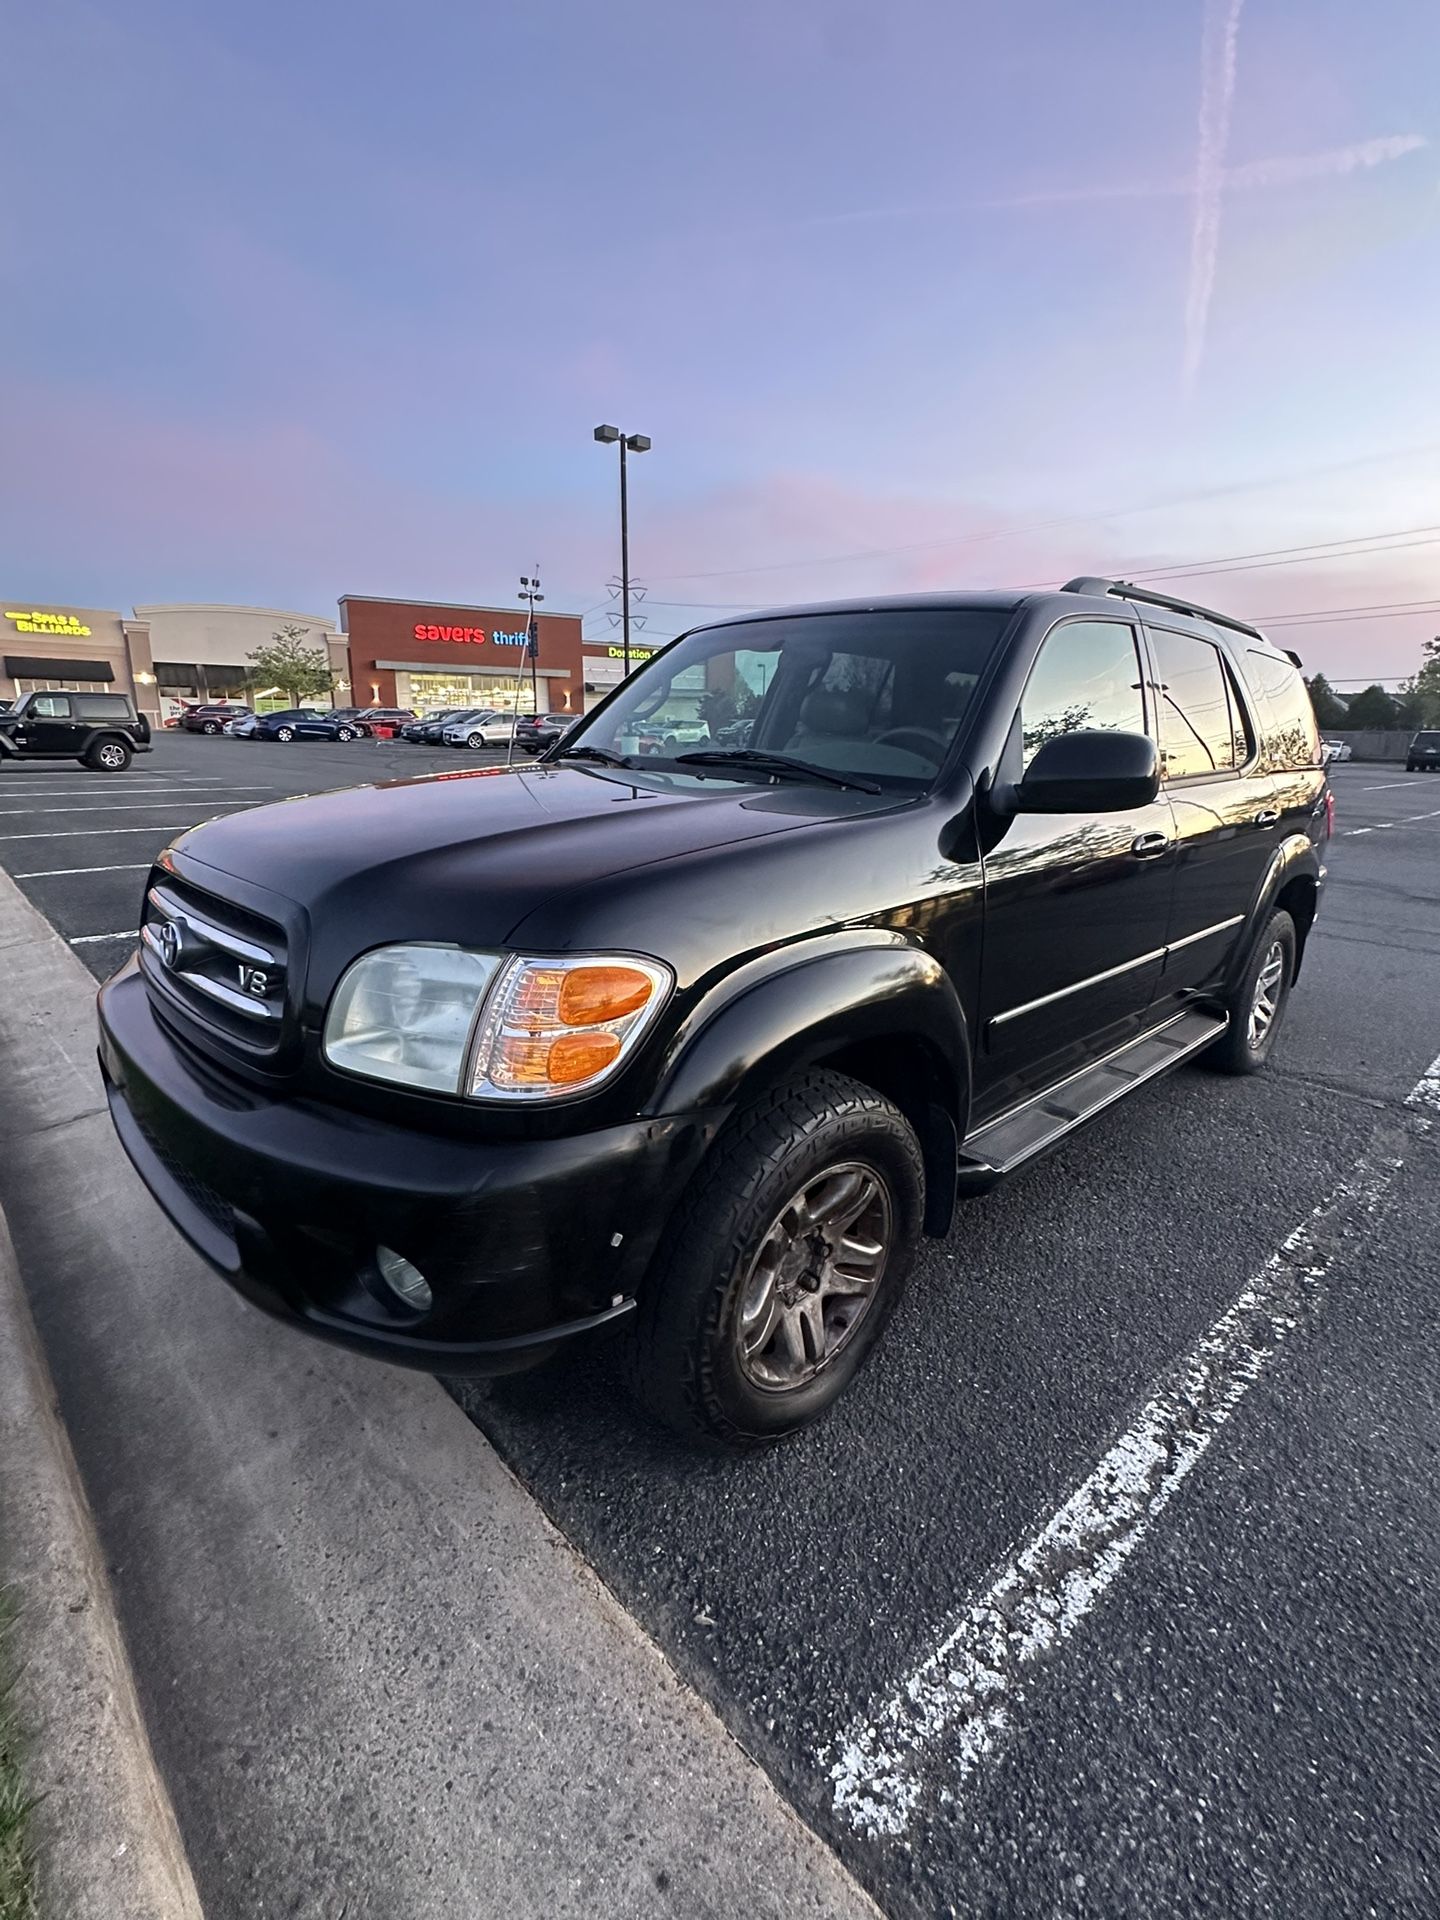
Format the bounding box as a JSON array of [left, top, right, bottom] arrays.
[[593, 425, 651, 676], [519, 571, 543, 718]]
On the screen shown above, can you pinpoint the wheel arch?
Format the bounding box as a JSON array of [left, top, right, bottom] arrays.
[[646, 935, 970, 1237]]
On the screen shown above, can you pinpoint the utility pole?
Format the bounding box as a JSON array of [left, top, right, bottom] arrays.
[[593, 425, 651, 677]]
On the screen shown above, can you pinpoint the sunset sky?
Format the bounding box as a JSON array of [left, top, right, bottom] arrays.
[[3, 0, 1438, 683]]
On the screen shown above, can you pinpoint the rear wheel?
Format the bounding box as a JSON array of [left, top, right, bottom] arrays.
[[84, 738, 132, 772], [202, 721, 220, 735], [1207, 909, 1296, 1075], [627, 1070, 924, 1446], [275, 726, 295, 742]]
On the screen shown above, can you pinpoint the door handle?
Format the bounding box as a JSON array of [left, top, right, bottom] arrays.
[[1253, 808, 1280, 827], [1131, 831, 1170, 859]]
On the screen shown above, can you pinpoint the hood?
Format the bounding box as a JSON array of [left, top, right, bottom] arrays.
[[174, 763, 832, 975]]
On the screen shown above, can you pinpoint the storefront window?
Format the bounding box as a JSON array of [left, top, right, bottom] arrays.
[[12, 677, 110, 695]]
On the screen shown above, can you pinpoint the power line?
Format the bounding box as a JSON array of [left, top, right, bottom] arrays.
[[643, 440, 1440, 585]]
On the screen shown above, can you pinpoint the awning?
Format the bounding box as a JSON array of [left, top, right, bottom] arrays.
[[4, 655, 115, 681]]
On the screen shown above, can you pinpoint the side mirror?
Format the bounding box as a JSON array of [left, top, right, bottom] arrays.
[[1017, 730, 1160, 814]]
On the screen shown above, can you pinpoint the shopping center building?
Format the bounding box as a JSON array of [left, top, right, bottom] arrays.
[[339, 595, 591, 715], [135, 604, 337, 720], [1, 603, 160, 719]]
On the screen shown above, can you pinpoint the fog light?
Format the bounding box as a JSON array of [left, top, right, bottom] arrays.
[[376, 1245, 432, 1313]]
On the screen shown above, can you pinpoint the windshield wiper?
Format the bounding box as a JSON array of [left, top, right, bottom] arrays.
[[554, 744, 632, 767], [673, 748, 882, 794]]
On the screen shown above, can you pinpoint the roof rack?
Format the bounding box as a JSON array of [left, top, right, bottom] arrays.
[[1060, 575, 1267, 644]]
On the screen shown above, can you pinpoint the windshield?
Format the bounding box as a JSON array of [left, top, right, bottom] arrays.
[[564, 608, 1009, 792]]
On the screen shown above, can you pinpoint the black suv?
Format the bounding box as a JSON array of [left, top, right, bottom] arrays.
[[1, 690, 152, 770], [1405, 730, 1440, 772], [98, 579, 1328, 1444]]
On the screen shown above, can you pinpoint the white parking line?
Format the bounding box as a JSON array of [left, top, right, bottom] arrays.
[[1362, 779, 1440, 790], [15, 863, 153, 878], [0, 825, 221, 840], [0, 801, 257, 816], [823, 1051, 1440, 1839], [69, 930, 138, 946], [1342, 808, 1440, 836]]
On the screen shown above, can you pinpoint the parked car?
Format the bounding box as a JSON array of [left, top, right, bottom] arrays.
[[237, 708, 368, 743], [443, 710, 516, 749], [634, 718, 711, 756], [1405, 730, 1440, 772], [513, 711, 574, 754], [352, 707, 416, 736], [400, 709, 467, 744], [99, 577, 1328, 1446], [180, 702, 252, 736], [1321, 739, 1352, 764], [0, 689, 152, 771]]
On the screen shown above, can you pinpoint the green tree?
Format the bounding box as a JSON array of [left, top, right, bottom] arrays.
[[1343, 683, 1399, 730], [1400, 636, 1440, 727], [246, 625, 334, 706], [1304, 672, 1347, 731]]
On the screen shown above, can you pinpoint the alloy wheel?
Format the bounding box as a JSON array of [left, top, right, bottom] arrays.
[[99, 743, 126, 768], [1248, 940, 1286, 1049], [735, 1162, 893, 1391]]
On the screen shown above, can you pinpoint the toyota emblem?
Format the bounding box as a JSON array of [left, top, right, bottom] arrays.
[[156, 919, 184, 970]]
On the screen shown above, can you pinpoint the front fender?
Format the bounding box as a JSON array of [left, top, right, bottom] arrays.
[[652, 933, 971, 1128]]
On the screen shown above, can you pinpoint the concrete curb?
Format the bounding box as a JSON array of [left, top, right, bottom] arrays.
[[0, 1204, 206, 1920]]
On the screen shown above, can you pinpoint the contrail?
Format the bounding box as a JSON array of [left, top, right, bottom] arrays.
[[1183, 0, 1245, 393], [987, 133, 1427, 206], [1229, 132, 1428, 187]]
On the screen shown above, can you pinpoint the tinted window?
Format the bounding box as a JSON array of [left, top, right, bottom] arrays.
[[1413, 732, 1440, 748], [30, 694, 72, 718], [74, 694, 131, 717], [1244, 649, 1321, 769], [1151, 630, 1236, 777], [576, 608, 1008, 791], [1020, 620, 1146, 770]]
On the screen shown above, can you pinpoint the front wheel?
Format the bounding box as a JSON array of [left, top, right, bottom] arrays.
[[202, 721, 220, 735], [467, 732, 484, 749], [1207, 909, 1297, 1076], [627, 1070, 924, 1446], [336, 726, 357, 741]]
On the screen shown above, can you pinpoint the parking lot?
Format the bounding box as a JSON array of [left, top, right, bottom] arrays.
[[3, 736, 1439, 1916]]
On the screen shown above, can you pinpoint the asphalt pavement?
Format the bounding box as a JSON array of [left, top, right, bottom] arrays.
[[1, 737, 1438, 1916]]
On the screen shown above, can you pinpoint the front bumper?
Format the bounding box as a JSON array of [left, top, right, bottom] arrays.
[[98, 964, 721, 1374]]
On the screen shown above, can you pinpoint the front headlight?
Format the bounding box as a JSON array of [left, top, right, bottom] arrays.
[[322, 946, 671, 1101]]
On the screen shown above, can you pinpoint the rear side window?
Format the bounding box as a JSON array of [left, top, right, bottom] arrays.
[[1244, 649, 1322, 770], [1150, 630, 1240, 778], [74, 694, 132, 718], [1020, 620, 1146, 770]]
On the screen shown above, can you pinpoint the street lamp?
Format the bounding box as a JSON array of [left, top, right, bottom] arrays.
[[593, 424, 651, 675], [519, 571, 543, 719]]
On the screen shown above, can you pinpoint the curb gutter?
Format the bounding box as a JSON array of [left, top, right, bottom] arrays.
[[0, 1204, 206, 1920]]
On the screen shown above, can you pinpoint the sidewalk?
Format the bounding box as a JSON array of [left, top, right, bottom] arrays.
[[0, 874, 881, 1920]]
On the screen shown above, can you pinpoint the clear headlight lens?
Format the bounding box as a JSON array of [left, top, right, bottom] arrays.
[[323, 944, 502, 1092], [468, 955, 672, 1100], [322, 946, 671, 1100]]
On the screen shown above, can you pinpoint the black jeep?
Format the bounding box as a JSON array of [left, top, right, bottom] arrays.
[[97, 578, 1328, 1444], [0, 689, 152, 770]]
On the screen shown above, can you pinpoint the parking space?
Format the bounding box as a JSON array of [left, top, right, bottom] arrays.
[[3, 747, 1439, 1916], [0, 729, 517, 979]]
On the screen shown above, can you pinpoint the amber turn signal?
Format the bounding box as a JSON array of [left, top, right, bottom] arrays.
[[556, 965, 655, 1027]]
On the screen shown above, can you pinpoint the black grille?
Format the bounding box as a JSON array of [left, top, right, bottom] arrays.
[[140, 871, 290, 1057], [133, 1108, 235, 1238]]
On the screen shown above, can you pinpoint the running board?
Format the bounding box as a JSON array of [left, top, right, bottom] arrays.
[[957, 1007, 1228, 1189]]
